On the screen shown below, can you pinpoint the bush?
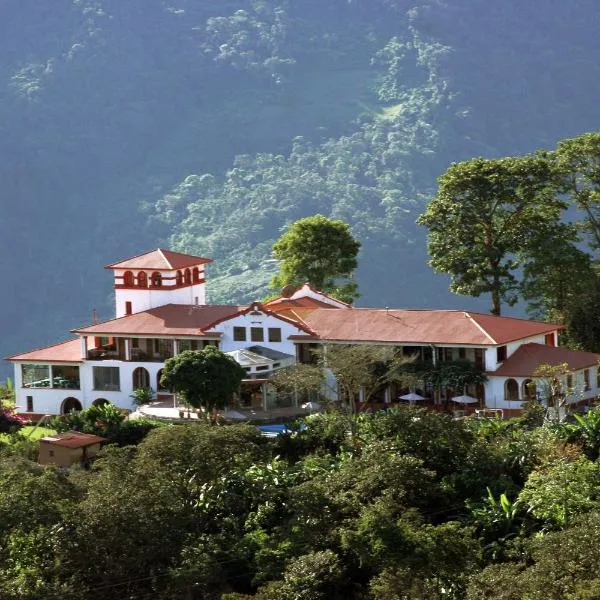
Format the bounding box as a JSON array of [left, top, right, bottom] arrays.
[[0, 406, 26, 434], [50, 404, 161, 446]]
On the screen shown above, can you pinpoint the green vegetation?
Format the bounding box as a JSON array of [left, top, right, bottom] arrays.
[[5, 1, 600, 379], [2, 408, 600, 598], [160, 347, 246, 417]]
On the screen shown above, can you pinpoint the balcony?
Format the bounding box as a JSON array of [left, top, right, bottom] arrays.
[[86, 339, 176, 362]]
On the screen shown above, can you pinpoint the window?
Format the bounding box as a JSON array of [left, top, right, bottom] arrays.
[[49, 450, 54, 457], [195, 296, 199, 305], [444, 348, 453, 362], [505, 379, 519, 401], [26, 396, 33, 412], [192, 267, 200, 283], [184, 269, 192, 284], [584, 369, 590, 391], [137, 271, 147, 288], [176, 270, 183, 285], [567, 373, 574, 389], [233, 327, 247, 341], [474, 349, 484, 369], [251, 327, 264, 342], [268, 327, 282, 343], [22, 365, 50, 388], [545, 333, 555, 347], [256, 365, 269, 371], [123, 271, 134, 286], [496, 345, 507, 362], [458, 348, 466, 360], [52, 365, 80, 389], [131, 338, 139, 349], [125, 301, 132, 315], [93, 367, 120, 391], [151, 272, 162, 287], [178, 339, 192, 352]]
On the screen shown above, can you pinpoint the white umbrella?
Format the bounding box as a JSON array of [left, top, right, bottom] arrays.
[[301, 401, 322, 411], [221, 410, 248, 420], [399, 392, 425, 402], [452, 394, 479, 404]]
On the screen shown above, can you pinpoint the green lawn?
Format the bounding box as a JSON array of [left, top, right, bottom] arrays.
[[0, 425, 57, 444]]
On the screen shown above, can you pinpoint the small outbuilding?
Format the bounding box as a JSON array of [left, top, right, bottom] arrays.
[[38, 431, 107, 467]]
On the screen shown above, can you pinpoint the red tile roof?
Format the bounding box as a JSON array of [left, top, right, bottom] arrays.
[[7, 339, 83, 363], [105, 249, 212, 270], [492, 343, 600, 377], [72, 304, 241, 337], [41, 431, 107, 449], [287, 308, 563, 346], [265, 297, 339, 311]]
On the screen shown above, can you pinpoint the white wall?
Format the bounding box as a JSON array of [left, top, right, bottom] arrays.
[[113, 267, 206, 317], [486, 365, 599, 409], [209, 310, 306, 357], [13, 360, 166, 415]]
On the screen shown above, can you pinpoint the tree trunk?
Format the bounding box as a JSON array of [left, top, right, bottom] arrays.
[[491, 286, 502, 316]]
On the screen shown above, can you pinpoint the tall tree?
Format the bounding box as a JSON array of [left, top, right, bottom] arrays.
[[418, 155, 565, 315], [271, 215, 361, 303], [555, 132, 600, 249], [160, 347, 246, 416]]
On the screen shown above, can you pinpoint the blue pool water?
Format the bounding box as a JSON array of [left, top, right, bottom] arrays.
[[258, 423, 306, 436]]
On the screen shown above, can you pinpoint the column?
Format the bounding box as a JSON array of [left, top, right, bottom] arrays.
[[80, 337, 88, 360], [124, 339, 131, 361]]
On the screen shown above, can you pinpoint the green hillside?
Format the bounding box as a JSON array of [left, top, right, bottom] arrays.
[[2, 0, 600, 372]]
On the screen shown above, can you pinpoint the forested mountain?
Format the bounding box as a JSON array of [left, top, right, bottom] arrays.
[[3, 0, 600, 376]]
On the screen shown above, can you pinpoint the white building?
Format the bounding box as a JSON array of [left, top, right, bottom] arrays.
[[7, 248, 600, 418]]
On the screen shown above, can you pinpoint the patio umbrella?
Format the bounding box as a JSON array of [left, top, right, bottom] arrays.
[[399, 392, 426, 402], [301, 401, 323, 411], [221, 410, 248, 420], [452, 394, 479, 404]]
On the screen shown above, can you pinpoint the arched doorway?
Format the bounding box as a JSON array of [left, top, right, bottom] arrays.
[[505, 379, 519, 401], [123, 271, 134, 286], [92, 398, 109, 407], [157, 369, 170, 393], [137, 271, 147, 288], [133, 367, 150, 390], [62, 397, 82, 414]]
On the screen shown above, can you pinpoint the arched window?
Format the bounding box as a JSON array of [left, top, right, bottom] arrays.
[[151, 272, 162, 287], [137, 271, 147, 288], [61, 397, 83, 414], [523, 379, 536, 400], [505, 379, 519, 401], [133, 367, 150, 390], [123, 271, 134, 286], [157, 369, 170, 393], [176, 270, 183, 285], [92, 398, 109, 407], [192, 267, 200, 283], [184, 268, 192, 284]]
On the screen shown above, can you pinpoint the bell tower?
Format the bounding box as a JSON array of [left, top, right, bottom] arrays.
[[105, 249, 212, 317]]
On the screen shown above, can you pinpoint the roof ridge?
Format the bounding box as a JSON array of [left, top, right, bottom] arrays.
[[156, 248, 170, 269], [464, 312, 497, 345]]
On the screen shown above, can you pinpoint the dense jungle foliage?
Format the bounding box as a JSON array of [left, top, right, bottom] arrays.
[[4, 406, 600, 599], [3, 0, 600, 376]]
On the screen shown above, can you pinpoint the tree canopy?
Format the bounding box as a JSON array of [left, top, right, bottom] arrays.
[[271, 214, 361, 303], [160, 347, 246, 414], [417, 155, 566, 315]]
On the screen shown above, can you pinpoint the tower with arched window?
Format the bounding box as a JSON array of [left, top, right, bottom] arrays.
[[105, 249, 212, 317]]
